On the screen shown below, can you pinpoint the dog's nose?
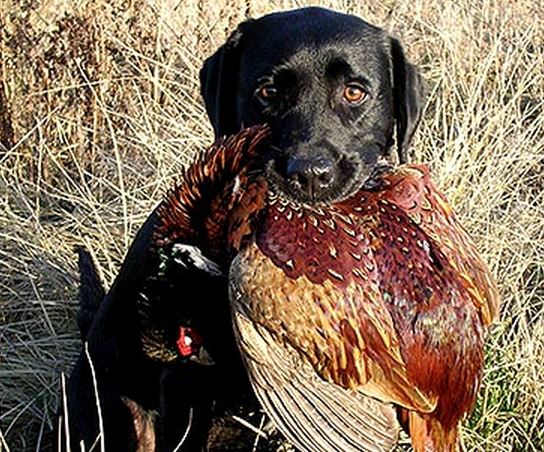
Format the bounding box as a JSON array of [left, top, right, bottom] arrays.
[[285, 157, 336, 199]]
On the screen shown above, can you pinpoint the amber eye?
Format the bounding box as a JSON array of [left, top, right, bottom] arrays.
[[256, 84, 278, 103], [343, 83, 367, 105]]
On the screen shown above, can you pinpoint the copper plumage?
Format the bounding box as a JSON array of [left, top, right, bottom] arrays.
[[157, 126, 499, 451]]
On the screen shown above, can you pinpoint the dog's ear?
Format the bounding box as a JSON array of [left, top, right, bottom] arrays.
[[200, 22, 251, 138], [389, 37, 425, 163]]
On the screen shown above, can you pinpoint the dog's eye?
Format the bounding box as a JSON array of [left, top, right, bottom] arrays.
[[343, 83, 367, 105], [256, 84, 278, 103]]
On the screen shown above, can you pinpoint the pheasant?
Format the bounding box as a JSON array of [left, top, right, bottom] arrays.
[[155, 125, 499, 451], [67, 125, 498, 451]]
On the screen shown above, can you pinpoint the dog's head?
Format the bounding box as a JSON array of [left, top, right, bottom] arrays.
[[200, 7, 425, 205]]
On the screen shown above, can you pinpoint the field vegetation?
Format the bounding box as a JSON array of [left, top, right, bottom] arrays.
[[0, 0, 543, 450]]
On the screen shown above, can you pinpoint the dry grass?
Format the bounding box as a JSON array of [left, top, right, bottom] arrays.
[[0, 0, 543, 450]]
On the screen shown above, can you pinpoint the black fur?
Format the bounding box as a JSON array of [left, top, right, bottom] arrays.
[[62, 216, 257, 451], [201, 7, 425, 204]]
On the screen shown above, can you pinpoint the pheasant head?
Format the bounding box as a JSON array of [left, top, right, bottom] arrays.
[[133, 127, 271, 365]]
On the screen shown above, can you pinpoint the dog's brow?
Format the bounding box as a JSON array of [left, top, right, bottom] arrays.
[[325, 56, 352, 77]]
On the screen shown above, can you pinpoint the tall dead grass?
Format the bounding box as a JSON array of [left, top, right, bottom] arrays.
[[0, 0, 542, 450]]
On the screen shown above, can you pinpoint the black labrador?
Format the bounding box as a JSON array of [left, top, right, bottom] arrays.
[[201, 7, 424, 204], [62, 7, 424, 452]]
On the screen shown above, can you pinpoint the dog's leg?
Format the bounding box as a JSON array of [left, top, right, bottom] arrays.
[[156, 364, 215, 452]]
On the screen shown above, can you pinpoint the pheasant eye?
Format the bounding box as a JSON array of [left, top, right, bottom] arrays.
[[343, 83, 367, 105], [256, 83, 278, 104]]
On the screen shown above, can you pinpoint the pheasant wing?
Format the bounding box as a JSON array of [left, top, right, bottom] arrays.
[[378, 164, 499, 325], [231, 291, 400, 452]]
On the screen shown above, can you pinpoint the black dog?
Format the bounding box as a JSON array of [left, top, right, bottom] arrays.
[[201, 7, 424, 204], [62, 7, 424, 452]]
